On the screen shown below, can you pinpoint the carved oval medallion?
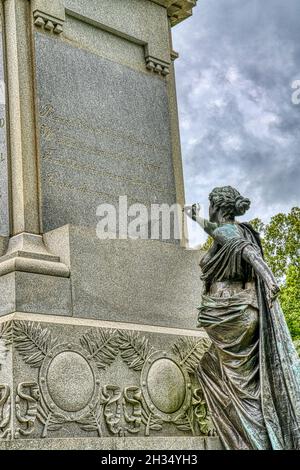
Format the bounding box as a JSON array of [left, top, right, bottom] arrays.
[[147, 358, 186, 413], [47, 352, 94, 412]]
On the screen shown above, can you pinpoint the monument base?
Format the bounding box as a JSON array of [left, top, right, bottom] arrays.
[[0, 311, 221, 449], [0, 436, 222, 450], [0, 225, 221, 449]]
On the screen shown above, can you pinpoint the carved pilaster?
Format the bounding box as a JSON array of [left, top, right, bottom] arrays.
[[0, 0, 69, 277]]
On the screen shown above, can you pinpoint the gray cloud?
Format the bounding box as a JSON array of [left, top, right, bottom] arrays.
[[172, 0, 300, 245]]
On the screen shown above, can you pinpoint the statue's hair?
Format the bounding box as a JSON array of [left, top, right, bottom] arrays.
[[209, 186, 251, 218]]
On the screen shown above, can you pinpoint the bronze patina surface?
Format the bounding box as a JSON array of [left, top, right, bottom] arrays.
[[185, 186, 300, 450]]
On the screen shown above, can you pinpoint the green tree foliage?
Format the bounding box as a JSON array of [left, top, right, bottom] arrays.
[[294, 340, 300, 356], [250, 208, 300, 281], [280, 265, 300, 340], [249, 209, 300, 343], [250, 209, 300, 342]]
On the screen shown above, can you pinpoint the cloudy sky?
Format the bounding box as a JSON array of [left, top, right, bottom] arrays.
[[172, 0, 300, 245]]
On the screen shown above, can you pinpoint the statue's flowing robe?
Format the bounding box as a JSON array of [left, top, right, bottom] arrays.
[[197, 223, 300, 450]]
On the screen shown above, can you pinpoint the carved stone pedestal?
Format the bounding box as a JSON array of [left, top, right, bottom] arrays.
[[0, 227, 222, 449], [0, 313, 222, 449]]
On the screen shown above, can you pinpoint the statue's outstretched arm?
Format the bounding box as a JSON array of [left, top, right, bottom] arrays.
[[183, 205, 217, 236]]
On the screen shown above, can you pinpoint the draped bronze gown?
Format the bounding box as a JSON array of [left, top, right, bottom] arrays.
[[197, 222, 300, 450]]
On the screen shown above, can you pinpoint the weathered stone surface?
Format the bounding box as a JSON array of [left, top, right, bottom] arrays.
[[205, 437, 224, 450], [0, 436, 222, 450], [0, 223, 202, 326], [0, 273, 15, 317], [45, 225, 202, 329], [0, 272, 72, 317], [0, 236, 8, 258], [64, 14, 146, 74], [147, 359, 186, 413], [46, 351, 95, 412], [64, 0, 171, 64]]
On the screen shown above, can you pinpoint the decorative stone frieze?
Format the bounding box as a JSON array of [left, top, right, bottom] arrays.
[[0, 320, 217, 440]]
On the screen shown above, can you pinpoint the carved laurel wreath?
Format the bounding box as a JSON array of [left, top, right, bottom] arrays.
[[0, 320, 216, 439]]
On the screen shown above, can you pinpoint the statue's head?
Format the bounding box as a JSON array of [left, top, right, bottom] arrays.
[[208, 186, 251, 223]]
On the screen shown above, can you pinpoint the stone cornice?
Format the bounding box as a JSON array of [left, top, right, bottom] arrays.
[[0, 0, 198, 28], [150, 0, 198, 26]]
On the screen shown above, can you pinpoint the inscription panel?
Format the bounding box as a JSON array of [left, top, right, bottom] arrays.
[[35, 34, 177, 236]]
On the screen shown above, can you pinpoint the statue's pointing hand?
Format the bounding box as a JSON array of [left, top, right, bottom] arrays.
[[183, 204, 200, 220]]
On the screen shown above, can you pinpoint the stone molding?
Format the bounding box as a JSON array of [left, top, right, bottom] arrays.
[[171, 50, 179, 61], [145, 56, 170, 75], [32, 2, 174, 76], [0, 0, 70, 278], [64, 4, 172, 77], [30, 0, 193, 72], [150, 0, 198, 26], [32, 0, 65, 34], [0, 436, 222, 450], [31, 1, 198, 34], [0, 233, 69, 278], [0, 311, 209, 338], [33, 12, 64, 35]]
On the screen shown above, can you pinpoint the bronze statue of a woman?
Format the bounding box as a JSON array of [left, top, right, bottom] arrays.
[[184, 186, 300, 450]]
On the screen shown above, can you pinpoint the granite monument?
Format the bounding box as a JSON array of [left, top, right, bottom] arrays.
[[0, 0, 222, 450]]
